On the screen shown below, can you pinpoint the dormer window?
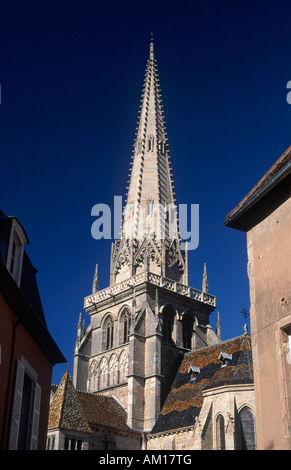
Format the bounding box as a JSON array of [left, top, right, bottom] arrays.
[[6, 218, 28, 287], [188, 365, 200, 382], [9, 233, 20, 277], [218, 351, 232, 368]]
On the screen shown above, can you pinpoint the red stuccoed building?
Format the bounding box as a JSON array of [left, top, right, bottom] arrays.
[[0, 210, 65, 450]]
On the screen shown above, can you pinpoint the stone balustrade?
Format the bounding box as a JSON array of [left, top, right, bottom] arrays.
[[84, 272, 216, 309]]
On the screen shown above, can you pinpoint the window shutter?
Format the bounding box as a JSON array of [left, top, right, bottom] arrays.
[[30, 383, 41, 450], [8, 360, 25, 450]]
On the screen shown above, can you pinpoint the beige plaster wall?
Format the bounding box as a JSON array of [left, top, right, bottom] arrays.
[[247, 196, 291, 449]]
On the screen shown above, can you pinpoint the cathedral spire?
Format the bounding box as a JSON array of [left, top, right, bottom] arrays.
[[111, 37, 185, 284], [122, 35, 176, 237]]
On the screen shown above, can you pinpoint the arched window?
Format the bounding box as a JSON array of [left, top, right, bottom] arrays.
[[216, 414, 225, 450], [103, 316, 114, 350], [120, 309, 131, 344], [237, 407, 256, 450], [162, 306, 175, 344], [182, 312, 194, 349]]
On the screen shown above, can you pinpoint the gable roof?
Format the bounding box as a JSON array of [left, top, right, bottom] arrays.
[[151, 334, 253, 434]]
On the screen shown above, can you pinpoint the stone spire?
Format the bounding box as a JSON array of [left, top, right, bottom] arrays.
[[111, 36, 186, 284]]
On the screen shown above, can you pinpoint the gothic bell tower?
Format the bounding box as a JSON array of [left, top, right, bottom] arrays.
[[73, 36, 218, 432]]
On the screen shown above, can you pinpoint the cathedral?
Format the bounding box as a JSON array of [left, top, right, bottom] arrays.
[[73, 35, 218, 431], [47, 37, 256, 450]]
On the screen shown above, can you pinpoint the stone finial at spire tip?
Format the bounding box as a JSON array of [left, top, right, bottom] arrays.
[[242, 307, 249, 334], [150, 32, 155, 60]]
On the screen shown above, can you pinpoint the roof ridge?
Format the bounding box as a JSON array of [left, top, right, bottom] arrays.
[[185, 333, 248, 355]]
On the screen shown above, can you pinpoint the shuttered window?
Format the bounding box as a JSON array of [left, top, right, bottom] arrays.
[[8, 360, 42, 450]]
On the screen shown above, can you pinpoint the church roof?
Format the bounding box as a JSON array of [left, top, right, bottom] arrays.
[[76, 391, 135, 433], [48, 369, 139, 435], [151, 334, 253, 434]]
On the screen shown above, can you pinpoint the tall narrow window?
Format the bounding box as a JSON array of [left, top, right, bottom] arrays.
[[103, 316, 114, 350], [237, 407, 256, 450], [10, 239, 17, 275], [9, 360, 41, 450], [216, 414, 225, 450], [8, 231, 24, 285], [121, 310, 131, 344]]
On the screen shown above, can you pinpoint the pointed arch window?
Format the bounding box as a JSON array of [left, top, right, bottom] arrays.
[[216, 414, 225, 450], [120, 309, 131, 344], [237, 406, 256, 450], [103, 316, 114, 351]]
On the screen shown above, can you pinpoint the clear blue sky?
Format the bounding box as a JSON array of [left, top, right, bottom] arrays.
[[1, 0, 291, 384]]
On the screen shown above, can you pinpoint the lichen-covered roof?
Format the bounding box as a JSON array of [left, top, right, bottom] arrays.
[[151, 334, 253, 434], [48, 369, 139, 436], [48, 369, 91, 433], [77, 391, 135, 433]]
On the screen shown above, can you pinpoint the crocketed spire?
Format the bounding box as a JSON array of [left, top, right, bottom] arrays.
[[111, 37, 186, 284]]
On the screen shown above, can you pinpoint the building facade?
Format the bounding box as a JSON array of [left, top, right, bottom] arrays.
[[73, 38, 218, 433], [224, 146, 291, 450], [0, 210, 65, 450]]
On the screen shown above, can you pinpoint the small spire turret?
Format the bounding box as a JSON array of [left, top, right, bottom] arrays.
[[92, 264, 99, 293], [202, 263, 209, 293]]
